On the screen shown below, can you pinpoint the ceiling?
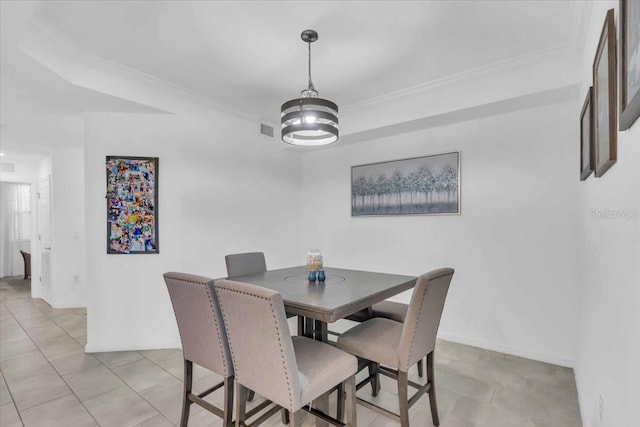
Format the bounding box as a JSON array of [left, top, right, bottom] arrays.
[[0, 0, 585, 154]]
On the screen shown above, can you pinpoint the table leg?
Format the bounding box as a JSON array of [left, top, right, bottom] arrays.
[[313, 319, 330, 427]]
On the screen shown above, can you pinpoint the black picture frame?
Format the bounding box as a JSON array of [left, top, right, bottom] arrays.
[[620, 0, 640, 130], [106, 156, 159, 254], [580, 87, 594, 181]]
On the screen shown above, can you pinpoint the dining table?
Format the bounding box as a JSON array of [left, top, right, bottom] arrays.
[[226, 265, 416, 340], [225, 265, 417, 426]]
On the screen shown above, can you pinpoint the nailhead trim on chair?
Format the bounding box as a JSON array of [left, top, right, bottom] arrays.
[[216, 284, 295, 410], [164, 274, 229, 376], [404, 281, 427, 370]]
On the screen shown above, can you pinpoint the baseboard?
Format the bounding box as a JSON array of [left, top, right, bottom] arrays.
[[50, 301, 86, 309], [437, 331, 575, 368], [85, 341, 182, 353]]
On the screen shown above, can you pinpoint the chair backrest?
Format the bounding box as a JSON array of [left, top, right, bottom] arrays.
[[225, 252, 267, 277], [397, 268, 454, 371], [163, 272, 233, 378], [214, 279, 301, 411]]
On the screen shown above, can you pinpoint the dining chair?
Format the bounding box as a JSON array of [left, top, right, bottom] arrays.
[[214, 279, 358, 427], [370, 300, 426, 377], [336, 268, 454, 427], [224, 252, 267, 277], [163, 272, 234, 427], [19, 250, 31, 279], [225, 251, 302, 329]]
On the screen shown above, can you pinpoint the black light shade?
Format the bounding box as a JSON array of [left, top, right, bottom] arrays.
[[281, 97, 338, 146], [281, 30, 339, 147]]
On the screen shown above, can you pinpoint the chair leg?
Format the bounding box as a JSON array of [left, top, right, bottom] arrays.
[[344, 376, 357, 427], [427, 352, 440, 426], [281, 409, 289, 425], [234, 382, 247, 427], [336, 381, 345, 421], [181, 360, 193, 427], [223, 377, 234, 427], [397, 370, 409, 427], [368, 362, 381, 397], [289, 410, 302, 427], [417, 358, 424, 377]]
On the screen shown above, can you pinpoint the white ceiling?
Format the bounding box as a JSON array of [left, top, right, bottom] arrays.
[[0, 0, 585, 152]]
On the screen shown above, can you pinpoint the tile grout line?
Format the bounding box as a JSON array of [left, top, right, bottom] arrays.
[[1, 288, 105, 426]]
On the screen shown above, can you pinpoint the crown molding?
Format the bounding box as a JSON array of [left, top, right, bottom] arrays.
[[20, 14, 258, 122], [342, 1, 592, 115]]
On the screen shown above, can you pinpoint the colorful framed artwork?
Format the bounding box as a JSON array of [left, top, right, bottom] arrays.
[[620, 0, 640, 130], [593, 9, 617, 178], [580, 87, 594, 181], [106, 156, 159, 254], [351, 151, 460, 216]]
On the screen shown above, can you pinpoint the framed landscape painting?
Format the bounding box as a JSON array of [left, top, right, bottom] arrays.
[[593, 9, 617, 178], [351, 151, 460, 216], [106, 156, 159, 254], [620, 0, 640, 130]]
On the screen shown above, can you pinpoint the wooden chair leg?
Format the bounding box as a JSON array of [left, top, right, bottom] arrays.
[[368, 362, 381, 397], [281, 409, 289, 425], [289, 410, 302, 427], [397, 370, 410, 427], [336, 381, 345, 421], [223, 377, 234, 427], [344, 376, 356, 427], [180, 360, 193, 427], [417, 358, 424, 377], [427, 352, 440, 426], [234, 382, 247, 427]]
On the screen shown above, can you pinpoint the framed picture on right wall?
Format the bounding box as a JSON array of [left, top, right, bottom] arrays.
[[620, 0, 640, 130], [593, 9, 617, 177]]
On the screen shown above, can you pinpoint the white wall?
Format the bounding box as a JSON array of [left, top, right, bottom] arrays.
[[575, 2, 640, 427], [300, 100, 581, 367], [32, 156, 52, 301], [49, 145, 86, 307], [84, 112, 302, 351]]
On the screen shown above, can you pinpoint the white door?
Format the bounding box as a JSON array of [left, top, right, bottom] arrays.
[[37, 175, 51, 292]]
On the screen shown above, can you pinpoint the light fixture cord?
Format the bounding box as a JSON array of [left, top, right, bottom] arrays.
[[308, 40, 315, 91]]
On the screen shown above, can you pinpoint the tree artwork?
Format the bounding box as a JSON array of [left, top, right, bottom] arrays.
[[351, 152, 460, 216]]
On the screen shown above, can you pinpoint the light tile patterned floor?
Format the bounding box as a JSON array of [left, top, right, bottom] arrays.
[[0, 277, 582, 427]]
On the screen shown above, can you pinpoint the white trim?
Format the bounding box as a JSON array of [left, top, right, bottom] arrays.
[[85, 341, 181, 354], [22, 14, 258, 122], [437, 331, 575, 368]]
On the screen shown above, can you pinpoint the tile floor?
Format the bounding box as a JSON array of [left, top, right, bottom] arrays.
[[0, 276, 582, 427]]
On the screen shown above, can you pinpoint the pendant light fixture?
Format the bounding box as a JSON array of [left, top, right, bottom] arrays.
[[281, 29, 338, 146]]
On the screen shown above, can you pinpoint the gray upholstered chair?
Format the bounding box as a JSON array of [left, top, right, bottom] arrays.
[[163, 272, 234, 427], [370, 300, 426, 377], [336, 268, 454, 427], [224, 252, 267, 277], [214, 279, 357, 427], [225, 251, 300, 325]]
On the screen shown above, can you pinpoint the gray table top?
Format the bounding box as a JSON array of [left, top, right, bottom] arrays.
[[226, 266, 417, 323]]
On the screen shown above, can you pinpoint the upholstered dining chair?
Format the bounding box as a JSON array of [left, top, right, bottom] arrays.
[[214, 279, 358, 427], [163, 272, 234, 427], [224, 252, 267, 277], [225, 251, 301, 327], [370, 300, 426, 377], [336, 268, 454, 427]]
